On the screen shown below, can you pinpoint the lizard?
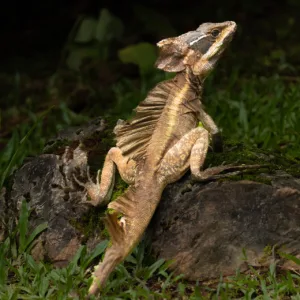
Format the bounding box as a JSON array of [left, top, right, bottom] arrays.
[[79, 21, 256, 297]]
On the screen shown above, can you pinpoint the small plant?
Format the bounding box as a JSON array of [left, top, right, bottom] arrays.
[[64, 9, 124, 70]]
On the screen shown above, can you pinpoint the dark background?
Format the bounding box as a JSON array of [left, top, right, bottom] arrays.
[[1, 0, 300, 155], [1, 0, 300, 75]]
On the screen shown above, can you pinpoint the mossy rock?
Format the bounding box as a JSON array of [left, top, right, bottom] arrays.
[[150, 142, 300, 282]]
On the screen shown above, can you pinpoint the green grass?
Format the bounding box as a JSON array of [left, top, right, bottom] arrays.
[[1, 200, 300, 299], [1, 205, 300, 300], [204, 71, 300, 157]]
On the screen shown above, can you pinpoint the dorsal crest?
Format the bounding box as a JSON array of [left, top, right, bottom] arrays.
[[114, 80, 173, 161]]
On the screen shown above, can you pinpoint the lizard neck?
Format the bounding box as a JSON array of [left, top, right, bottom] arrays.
[[182, 67, 204, 96], [169, 69, 204, 104]]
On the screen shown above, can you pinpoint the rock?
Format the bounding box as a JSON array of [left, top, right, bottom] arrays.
[[2, 117, 108, 266], [150, 172, 300, 281]]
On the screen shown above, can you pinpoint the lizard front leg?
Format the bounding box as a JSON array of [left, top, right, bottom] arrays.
[[78, 147, 136, 206], [198, 107, 223, 152]]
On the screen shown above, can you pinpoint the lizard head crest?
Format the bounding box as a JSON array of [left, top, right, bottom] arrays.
[[155, 21, 237, 77]]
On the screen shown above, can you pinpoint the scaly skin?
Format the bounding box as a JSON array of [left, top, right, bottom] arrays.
[[82, 21, 240, 298]]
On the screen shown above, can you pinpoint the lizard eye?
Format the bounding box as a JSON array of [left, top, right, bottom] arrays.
[[211, 29, 220, 37]]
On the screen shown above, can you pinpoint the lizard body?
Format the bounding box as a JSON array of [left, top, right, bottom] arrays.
[[82, 21, 237, 297]]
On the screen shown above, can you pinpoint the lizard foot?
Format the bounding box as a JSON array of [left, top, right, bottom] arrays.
[[73, 166, 106, 207], [192, 163, 267, 182]]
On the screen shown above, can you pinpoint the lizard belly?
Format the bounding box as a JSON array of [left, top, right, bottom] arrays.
[[146, 76, 200, 165], [147, 108, 198, 166]]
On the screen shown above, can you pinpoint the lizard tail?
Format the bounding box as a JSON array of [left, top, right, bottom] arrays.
[[88, 188, 138, 297]]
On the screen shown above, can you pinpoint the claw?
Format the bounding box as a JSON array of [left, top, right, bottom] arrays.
[[73, 173, 86, 188], [195, 170, 243, 181], [81, 198, 100, 207], [86, 166, 98, 183], [73, 167, 106, 207]]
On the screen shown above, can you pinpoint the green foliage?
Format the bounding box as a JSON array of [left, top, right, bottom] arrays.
[[0, 199, 94, 299], [0, 201, 182, 299], [66, 9, 124, 70], [0, 103, 88, 190], [0, 107, 52, 190], [202, 71, 300, 157], [118, 43, 157, 76], [206, 263, 300, 299], [94, 9, 124, 43]]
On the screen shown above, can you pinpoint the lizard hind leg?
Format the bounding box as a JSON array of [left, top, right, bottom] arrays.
[[158, 127, 210, 184], [158, 126, 260, 184], [190, 133, 264, 180]]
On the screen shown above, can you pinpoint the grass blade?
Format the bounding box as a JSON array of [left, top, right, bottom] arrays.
[[25, 222, 48, 252], [0, 106, 53, 189], [18, 200, 29, 253]]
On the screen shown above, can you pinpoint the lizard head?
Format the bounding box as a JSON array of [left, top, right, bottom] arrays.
[[155, 21, 237, 77]]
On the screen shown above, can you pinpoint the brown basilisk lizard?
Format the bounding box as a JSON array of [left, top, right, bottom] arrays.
[[79, 21, 254, 297]]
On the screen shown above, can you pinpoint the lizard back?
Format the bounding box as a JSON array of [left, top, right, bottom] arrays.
[[114, 73, 202, 166], [113, 80, 173, 161]]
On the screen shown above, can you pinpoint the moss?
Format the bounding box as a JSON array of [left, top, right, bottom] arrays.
[[111, 175, 129, 201], [257, 245, 274, 265], [204, 140, 300, 185], [263, 245, 273, 256], [69, 205, 107, 241], [69, 173, 129, 240], [219, 174, 272, 185]]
